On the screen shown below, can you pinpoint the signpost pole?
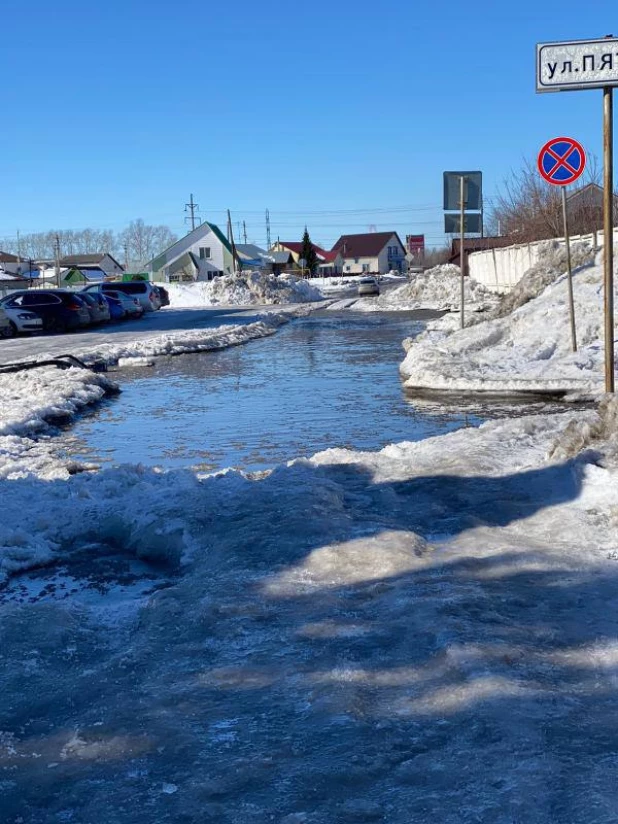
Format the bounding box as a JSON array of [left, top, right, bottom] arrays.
[[459, 175, 465, 329], [560, 186, 577, 352], [603, 86, 615, 393]]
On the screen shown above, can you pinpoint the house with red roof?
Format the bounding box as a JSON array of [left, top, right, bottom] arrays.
[[270, 240, 331, 265], [331, 232, 406, 275]]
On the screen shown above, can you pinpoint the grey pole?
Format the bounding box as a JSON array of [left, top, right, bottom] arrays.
[[603, 86, 615, 393], [460, 175, 465, 329], [561, 186, 577, 352]]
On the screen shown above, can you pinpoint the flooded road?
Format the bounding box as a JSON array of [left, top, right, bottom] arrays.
[[60, 310, 487, 472]]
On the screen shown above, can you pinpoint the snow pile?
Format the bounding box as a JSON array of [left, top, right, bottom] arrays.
[[60, 313, 296, 368], [400, 252, 617, 398], [490, 239, 596, 322], [378, 264, 497, 311], [166, 272, 323, 307]]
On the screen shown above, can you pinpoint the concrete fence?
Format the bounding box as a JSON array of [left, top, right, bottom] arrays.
[[468, 227, 618, 293]]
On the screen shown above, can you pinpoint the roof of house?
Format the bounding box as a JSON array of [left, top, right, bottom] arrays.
[[331, 232, 403, 258], [320, 250, 341, 263], [269, 251, 293, 265], [236, 243, 268, 261], [146, 222, 232, 272], [449, 236, 513, 264], [275, 241, 329, 261], [60, 253, 124, 270], [0, 251, 19, 263]]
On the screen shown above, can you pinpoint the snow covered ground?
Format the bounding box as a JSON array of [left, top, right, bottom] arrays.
[[401, 249, 616, 399], [167, 272, 323, 307]]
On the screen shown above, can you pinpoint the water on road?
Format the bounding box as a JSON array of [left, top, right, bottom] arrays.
[[60, 311, 486, 472]]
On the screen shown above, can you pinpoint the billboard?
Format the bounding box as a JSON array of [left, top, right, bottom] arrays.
[[406, 234, 425, 258]]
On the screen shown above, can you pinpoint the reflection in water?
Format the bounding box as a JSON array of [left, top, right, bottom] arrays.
[[58, 311, 568, 473]]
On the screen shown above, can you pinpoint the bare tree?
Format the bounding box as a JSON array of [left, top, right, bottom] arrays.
[[119, 220, 177, 270], [0, 221, 176, 270], [489, 154, 614, 243]]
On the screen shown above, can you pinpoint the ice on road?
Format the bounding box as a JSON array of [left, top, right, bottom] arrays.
[[1, 393, 618, 822]]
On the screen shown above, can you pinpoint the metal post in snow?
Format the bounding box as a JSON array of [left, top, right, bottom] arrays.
[[561, 186, 578, 352], [460, 175, 465, 329], [603, 85, 615, 393]]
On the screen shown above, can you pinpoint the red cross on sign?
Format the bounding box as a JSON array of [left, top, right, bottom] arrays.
[[537, 137, 586, 186]]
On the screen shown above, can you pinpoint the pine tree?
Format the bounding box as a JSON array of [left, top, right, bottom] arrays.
[[300, 227, 318, 276]]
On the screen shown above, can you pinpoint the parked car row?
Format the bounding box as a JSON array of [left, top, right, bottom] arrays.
[[0, 283, 169, 337]]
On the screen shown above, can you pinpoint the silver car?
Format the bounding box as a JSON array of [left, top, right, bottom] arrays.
[[357, 276, 380, 297]]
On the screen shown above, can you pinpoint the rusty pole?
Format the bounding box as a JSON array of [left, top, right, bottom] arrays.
[[603, 86, 614, 392]]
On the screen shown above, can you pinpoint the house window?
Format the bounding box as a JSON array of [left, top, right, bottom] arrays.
[[362, 264, 369, 272], [345, 265, 351, 272], [199, 247, 211, 259], [354, 258, 359, 264]]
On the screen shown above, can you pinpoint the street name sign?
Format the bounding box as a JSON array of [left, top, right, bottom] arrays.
[[443, 171, 482, 211], [537, 137, 586, 186], [537, 37, 618, 92]]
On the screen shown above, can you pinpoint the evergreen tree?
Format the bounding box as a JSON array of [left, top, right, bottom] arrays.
[[300, 227, 318, 276]]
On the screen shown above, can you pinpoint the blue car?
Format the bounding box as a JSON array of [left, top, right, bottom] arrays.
[[103, 292, 126, 320]]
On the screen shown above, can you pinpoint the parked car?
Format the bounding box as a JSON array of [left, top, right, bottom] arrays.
[[80, 291, 111, 324], [105, 290, 144, 318], [2, 304, 44, 335], [102, 291, 127, 321], [0, 306, 15, 338], [153, 285, 170, 307], [357, 276, 380, 297], [0, 290, 91, 332], [83, 281, 161, 312]]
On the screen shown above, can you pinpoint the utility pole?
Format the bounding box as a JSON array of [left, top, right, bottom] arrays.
[[184, 193, 200, 231], [227, 210, 239, 274], [266, 209, 271, 249], [16, 230, 21, 264], [54, 234, 61, 287], [123, 242, 129, 272], [243, 221, 247, 244]]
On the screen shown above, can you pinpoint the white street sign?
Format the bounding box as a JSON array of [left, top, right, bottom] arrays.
[[537, 37, 618, 92]]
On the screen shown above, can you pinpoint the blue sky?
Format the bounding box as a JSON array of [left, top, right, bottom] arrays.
[[2, 0, 616, 251]]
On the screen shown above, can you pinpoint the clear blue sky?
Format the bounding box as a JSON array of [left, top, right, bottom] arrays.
[[2, 0, 616, 250]]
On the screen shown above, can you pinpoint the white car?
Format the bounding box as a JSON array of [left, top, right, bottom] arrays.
[[83, 281, 161, 312], [1, 304, 44, 335], [357, 276, 380, 297]]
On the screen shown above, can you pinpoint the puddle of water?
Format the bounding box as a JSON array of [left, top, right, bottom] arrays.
[[57, 311, 565, 473]]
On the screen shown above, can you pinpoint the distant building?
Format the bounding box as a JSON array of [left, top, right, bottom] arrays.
[[146, 222, 234, 282], [59, 254, 124, 278], [332, 232, 406, 275], [449, 236, 512, 267]]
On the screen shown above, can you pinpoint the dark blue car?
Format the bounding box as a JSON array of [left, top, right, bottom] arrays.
[[102, 292, 127, 320]]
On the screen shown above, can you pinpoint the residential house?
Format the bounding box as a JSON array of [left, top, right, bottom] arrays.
[[270, 241, 331, 270], [59, 254, 124, 278], [331, 232, 407, 275], [317, 250, 345, 277], [61, 266, 110, 285], [235, 244, 270, 270], [565, 182, 618, 233], [146, 222, 234, 282], [265, 250, 295, 276]]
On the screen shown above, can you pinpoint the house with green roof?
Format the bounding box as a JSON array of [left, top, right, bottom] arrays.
[[145, 222, 235, 282]]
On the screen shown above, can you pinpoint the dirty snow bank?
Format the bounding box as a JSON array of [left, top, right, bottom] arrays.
[[166, 272, 323, 307], [400, 251, 616, 398], [351, 264, 498, 313]]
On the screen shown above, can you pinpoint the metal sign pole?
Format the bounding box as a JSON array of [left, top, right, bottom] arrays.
[[603, 86, 615, 393], [460, 175, 465, 329], [561, 186, 578, 352]]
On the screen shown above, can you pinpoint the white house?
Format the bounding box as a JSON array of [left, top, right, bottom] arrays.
[[146, 222, 234, 282], [59, 254, 125, 278], [331, 232, 407, 275]]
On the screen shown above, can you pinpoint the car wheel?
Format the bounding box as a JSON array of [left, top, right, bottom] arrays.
[[1, 323, 15, 338], [48, 318, 67, 334]]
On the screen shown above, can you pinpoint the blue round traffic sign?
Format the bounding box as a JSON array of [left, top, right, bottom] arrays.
[[538, 137, 586, 186]]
